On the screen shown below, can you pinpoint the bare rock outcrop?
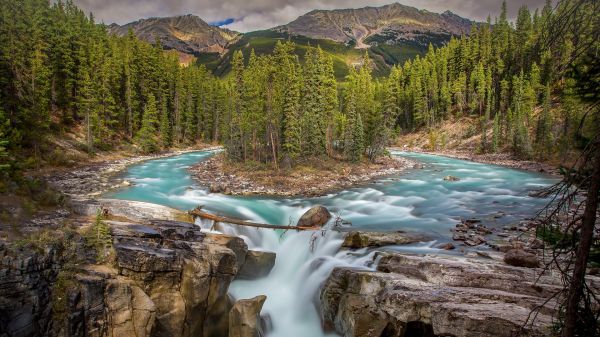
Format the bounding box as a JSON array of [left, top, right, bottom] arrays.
[[320, 252, 581, 337], [0, 212, 250, 337], [341, 231, 425, 249]]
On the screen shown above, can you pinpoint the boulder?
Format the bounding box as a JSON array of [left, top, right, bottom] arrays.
[[237, 250, 276, 279], [210, 183, 230, 194], [296, 206, 331, 228], [229, 295, 267, 337], [504, 249, 540, 268], [342, 231, 424, 249], [436, 242, 455, 250], [443, 175, 460, 181]]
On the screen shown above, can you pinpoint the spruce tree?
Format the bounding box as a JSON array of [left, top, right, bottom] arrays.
[[135, 94, 159, 153]]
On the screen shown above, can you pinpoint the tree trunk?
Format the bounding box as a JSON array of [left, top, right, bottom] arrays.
[[563, 144, 600, 337]]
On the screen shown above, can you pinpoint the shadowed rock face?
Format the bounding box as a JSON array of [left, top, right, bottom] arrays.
[[320, 252, 600, 337], [273, 3, 472, 48], [108, 15, 239, 55], [65, 219, 248, 337], [0, 208, 252, 337]]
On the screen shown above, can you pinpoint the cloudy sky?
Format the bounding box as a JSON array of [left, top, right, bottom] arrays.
[[74, 0, 548, 32]]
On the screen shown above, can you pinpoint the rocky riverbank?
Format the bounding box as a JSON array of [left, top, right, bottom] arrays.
[[189, 153, 414, 197], [44, 146, 222, 199], [320, 242, 600, 337], [392, 147, 560, 176]]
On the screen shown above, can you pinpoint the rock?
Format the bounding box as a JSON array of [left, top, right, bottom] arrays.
[[210, 183, 231, 194], [237, 250, 276, 279], [443, 175, 460, 181], [504, 249, 540, 268], [229, 295, 267, 337], [320, 252, 570, 337], [8, 216, 247, 337], [529, 238, 545, 249], [452, 233, 466, 241], [71, 198, 193, 223], [281, 155, 292, 170], [436, 242, 455, 250], [342, 231, 424, 249], [296, 206, 331, 228]]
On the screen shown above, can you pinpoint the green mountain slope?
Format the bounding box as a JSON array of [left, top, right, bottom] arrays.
[[198, 30, 426, 80]]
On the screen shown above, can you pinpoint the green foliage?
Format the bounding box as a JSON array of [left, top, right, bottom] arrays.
[[84, 210, 113, 263]]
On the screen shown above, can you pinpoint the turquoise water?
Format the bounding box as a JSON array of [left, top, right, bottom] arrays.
[[106, 150, 558, 337], [107, 150, 557, 237]]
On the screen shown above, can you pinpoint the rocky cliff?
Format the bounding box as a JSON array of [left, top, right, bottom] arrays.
[[320, 251, 600, 337], [0, 199, 271, 337]]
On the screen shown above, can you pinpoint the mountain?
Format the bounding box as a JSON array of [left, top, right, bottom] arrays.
[[272, 3, 472, 48], [110, 3, 474, 79], [108, 14, 240, 55]]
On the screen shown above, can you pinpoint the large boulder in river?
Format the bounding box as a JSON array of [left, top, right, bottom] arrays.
[[297, 206, 331, 228], [229, 295, 267, 337], [237, 250, 276, 279], [504, 249, 540, 268], [342, 231, 425, 249]]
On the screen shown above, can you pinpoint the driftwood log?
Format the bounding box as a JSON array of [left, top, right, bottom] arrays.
[[188, 207, 322, 231]]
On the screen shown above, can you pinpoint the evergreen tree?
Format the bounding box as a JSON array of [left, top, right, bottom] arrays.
[[135, 94, 159, 153], [535, 85, 554, 159]]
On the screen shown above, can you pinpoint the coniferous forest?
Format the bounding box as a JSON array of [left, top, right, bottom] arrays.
[[0, 0, 597, 175]]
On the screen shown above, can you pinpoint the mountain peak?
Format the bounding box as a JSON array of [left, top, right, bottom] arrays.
[[108, 15, 240, 55], [273, 3, 472, 48]]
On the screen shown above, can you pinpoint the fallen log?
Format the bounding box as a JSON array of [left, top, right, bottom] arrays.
[[188, 207, 322, 231]]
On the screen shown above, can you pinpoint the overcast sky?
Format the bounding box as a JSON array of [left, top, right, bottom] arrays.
[[74, 0, 548, 32]]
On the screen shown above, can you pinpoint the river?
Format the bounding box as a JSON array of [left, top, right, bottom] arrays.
[[105, 150, 557, 337]]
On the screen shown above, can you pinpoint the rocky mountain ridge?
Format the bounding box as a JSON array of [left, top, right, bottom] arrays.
[[108, 14, 239, 55], [273, 3, 472, 48]]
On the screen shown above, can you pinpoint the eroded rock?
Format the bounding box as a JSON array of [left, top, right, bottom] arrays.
[[229, 295, 267, 337], [320, 252, 572, 337], [237, 250, 276, 279]]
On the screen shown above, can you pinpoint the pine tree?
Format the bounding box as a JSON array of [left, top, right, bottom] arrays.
[[77, 67, 96, 152], [159, 94, 171, 147], [135, 94, 159, 153], [535, 85, 554, 159], [492, 112, 500, 153]]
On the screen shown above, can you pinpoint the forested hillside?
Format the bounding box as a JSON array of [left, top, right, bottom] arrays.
[[0, 0, 597, 188], [387, 0, 597, 162]]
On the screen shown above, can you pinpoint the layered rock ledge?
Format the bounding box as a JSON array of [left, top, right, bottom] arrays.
[[320, 251, 600, 337], [0, 199, 271, 337]]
